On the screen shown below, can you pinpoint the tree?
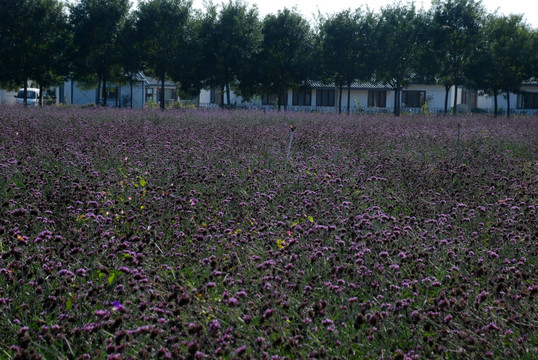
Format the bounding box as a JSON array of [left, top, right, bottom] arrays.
[[118, 13, 143, 108], [135, 0, 192, 110], [0, 0, 31, 93], [431, 0, 484, 115], [374, 3, 426, 116], [468, 14, 533, 117], [69, 0, 130, 106], [319, 9, 376, 114], [0, 0, 70, 105], [200, 0, 262, 106], [32, 0, 71, 106], [492, 15, 533, 118], [258, 9, 313, 111], [532, 30, 538, 78]]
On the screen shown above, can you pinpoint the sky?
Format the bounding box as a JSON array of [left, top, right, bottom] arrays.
[[182, 0, 538, 28]]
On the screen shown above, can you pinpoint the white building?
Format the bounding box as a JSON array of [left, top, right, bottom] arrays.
[[473, 80, 538, 115], [199, 81, 464, 114], [59, 74, 181, 108], [0, 89, 17, 105]]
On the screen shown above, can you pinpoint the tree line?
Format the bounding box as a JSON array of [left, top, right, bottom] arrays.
[[0, 0, 536, 116]]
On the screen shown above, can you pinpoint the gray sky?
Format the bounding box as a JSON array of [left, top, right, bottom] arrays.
[[186, 0, 537, 28]]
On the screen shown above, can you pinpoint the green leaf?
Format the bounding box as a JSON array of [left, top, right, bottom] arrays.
[[139, 176, 147, 187], [108, 272, 115, 285]]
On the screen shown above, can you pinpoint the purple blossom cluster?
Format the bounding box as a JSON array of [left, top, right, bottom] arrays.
[[0, 106, 536, 359]]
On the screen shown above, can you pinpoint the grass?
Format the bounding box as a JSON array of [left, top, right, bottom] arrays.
[[0, 106, 536, 359]]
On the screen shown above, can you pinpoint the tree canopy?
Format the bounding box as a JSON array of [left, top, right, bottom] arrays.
[[431, 0, 485, 114], [318, 9, 376, 114], [257, 9, 314, 110], [199, 1, 262, 106], [0, 0, 69, 104], [374, 3, 427, 116], [69, 0, 130, 105], [135, 0, 192, 110], [0, 0, 536, 114]]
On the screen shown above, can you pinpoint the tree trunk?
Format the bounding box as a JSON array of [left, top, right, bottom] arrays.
[[102, 78, 108, 106], [338, 84, 342, 114], [282, 84, 288, 111], [453, 84, 458, 116], [115, 86, 119, 108], [39, 84, 43, 107], [130, 79, 133, 109], [394, 83, 401, 117], [23, 80, 28, 106], [220, 85, 224, 107], [347, 83, 351, 115], [493, 89, 498, 118], [506, 91, 511, 118], [393, 88, 397, 116], [96, 77, 101, 105], [160, 74, 165, 110], [444, 85, 450, 115], [226, 83, 231, 107]]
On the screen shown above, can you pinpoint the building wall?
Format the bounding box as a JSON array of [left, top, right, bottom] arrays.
[[324, 85, 458, 113], [0, 89, 17, 105], [200, 84, 484, 114], [199, 88, 245, 106], [475, 85, 538, 113], [62, 80, 145, 108]]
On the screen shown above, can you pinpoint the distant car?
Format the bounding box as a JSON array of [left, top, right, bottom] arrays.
[[15, 88, 40, 106]]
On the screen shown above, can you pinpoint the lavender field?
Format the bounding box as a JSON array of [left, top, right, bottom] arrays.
[[0, 107, 536, 359]]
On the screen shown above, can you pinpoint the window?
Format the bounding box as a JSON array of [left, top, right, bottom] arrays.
[[166, 89, 177, 102], [461, 89, 468, 104], [262, 93, 286, 106], [17, 90, 37, 99], [517, 92, 538, 109], [368, 90, 387, 108], [316, 89, 335, 107], [145, 88, 154, 102], [106, 85, 117, 100], [402, 91, 425, 107], [461, 89, 478, 108], [292, 89, 312, 106]]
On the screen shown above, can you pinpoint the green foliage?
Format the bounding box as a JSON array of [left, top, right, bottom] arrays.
[[431, 0, 485, 113], [118, 13, 144, 108], [318, 9, 377, 114], [258, 9, 314, 110], [69, 0, 130, 105], [135, 0, 192, 110], [374, 3, 427, 116], [196, 1, 262, 105], [483, 14, 533, 117], [0, 0, 69, 98], [1, 0, 536, 114]]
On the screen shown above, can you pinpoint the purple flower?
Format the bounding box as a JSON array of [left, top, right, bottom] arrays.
[[112, 301, 123, 311], [263, 308, 274, 319], [236, 345, 247, 355], [236, 290, 247, 297], [94, 310, 110, 318], [227, 297, 239, 306], [209, 320, 221, 334]]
